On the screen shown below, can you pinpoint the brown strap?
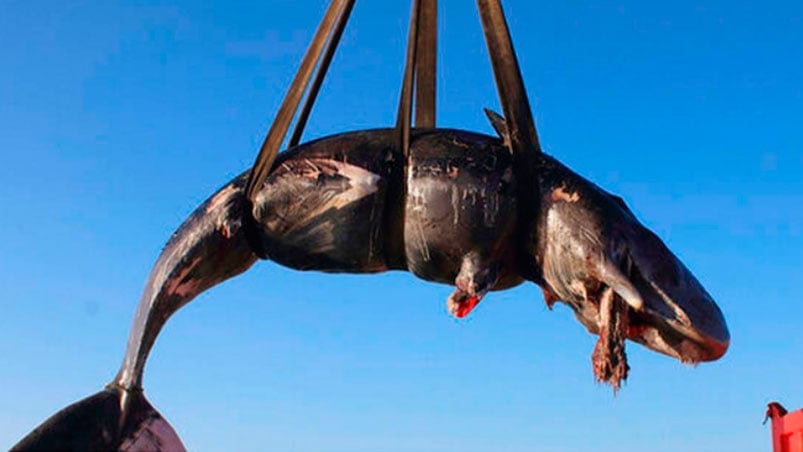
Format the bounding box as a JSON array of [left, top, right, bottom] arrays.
[[245, 0, 354, 203], [289, 0, 356, 148], [395, 0, 422, 159], [476, 0, 540, 156], [414, 0, 437, 128], [395, 0, 438, 157]]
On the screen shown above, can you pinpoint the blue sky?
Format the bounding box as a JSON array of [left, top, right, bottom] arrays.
[[1, 0, 801, 450]]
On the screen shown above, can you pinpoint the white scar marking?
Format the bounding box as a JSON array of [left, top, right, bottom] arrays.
[[415, 219, 431, 262], [451, 184, 460, 225]]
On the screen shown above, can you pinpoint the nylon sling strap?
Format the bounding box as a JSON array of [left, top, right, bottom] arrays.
[[242, 0, 535, 261], [395, 0, 438, 159], [244, 0, 355, 203], [288, 0, 357, 148], [476, 0, 542, 282], [476, 0, 540, 157], [242, 0, 354, 259], [414, 0, 437, 129]]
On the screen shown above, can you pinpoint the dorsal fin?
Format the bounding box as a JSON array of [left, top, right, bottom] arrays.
[[483, 108, 510, 144]]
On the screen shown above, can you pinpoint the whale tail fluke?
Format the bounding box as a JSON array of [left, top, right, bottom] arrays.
[[12, 387, 185, 451]]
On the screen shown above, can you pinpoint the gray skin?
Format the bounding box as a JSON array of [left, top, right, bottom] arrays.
[[13, 125, 729, 450], [529, 148, 728, 389]]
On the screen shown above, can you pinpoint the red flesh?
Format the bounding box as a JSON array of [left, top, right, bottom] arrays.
[[455, 295, 481, 318]]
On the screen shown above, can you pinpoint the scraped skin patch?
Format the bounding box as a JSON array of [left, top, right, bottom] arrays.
[[549, 186, 580, 203]]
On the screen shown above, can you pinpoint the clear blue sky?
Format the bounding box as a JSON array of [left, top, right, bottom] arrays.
[[1, 1, 801, 450]]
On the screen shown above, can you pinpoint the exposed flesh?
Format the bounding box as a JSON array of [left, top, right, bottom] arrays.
[[591, 287, 630, 392]]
